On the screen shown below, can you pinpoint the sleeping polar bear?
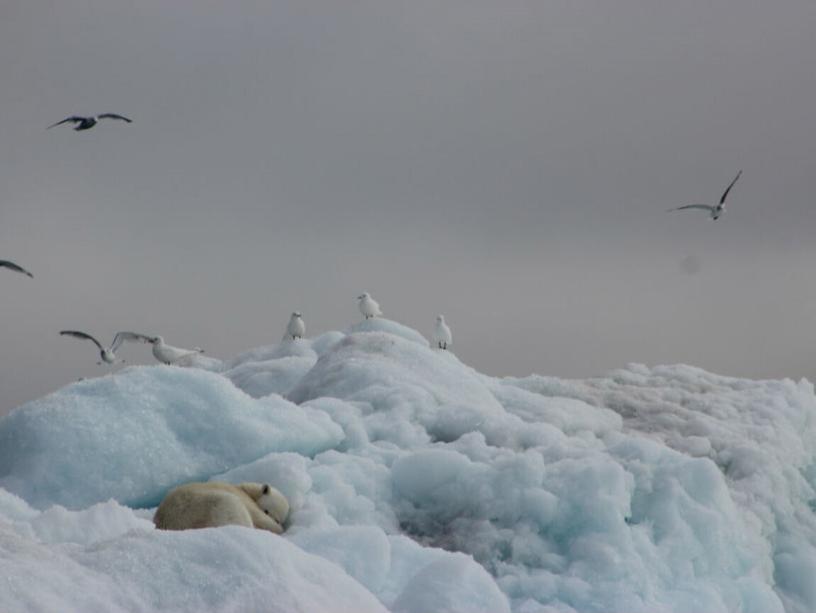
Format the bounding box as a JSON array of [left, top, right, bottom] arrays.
[[153, 481, 289, 534]]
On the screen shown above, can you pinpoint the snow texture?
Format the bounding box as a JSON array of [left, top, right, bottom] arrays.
[[1, 318, 816, 613]]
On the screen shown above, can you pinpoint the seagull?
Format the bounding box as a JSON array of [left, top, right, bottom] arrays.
[[668, 170, 742, 220], [47, 114, 133, 131], [60, 330, 153, 365], [433, 315, 452, 350], [358, 292, 382, 319], [286, 312, 305, 340], [0, 260, 33, 278], [149, 336, 205, 365]]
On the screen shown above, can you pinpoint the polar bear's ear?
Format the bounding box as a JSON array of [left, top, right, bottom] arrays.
[[262, 484, 270, 495]]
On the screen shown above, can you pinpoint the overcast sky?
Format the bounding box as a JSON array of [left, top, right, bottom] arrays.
[[1, 0, 815, 416]]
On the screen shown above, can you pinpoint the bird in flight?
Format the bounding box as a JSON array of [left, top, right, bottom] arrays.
[[47, 114, 133, 131], [0, 260, 33, 278], [668, 170, 742, 220], [60, 330, 153, 365]]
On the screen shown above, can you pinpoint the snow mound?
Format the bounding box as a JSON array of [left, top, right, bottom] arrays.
[[0, 500, 388, 613], [347, 317, 430, 347], [1, 320, 816, 613], [0, 366, 343, 509]]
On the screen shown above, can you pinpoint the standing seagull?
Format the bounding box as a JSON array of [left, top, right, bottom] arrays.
[[433, 315, 452, 350], [0, 260, 33, 278], [60, 330, 153, 365], [149, 336, 205, 365], [358, 292, 382, 319], [286, 312, 305, 340], [47, 114, 132, 131], [668, 170, 742, 220]]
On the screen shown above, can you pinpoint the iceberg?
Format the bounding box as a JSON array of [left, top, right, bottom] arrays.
[[2, 319, 815, 612]]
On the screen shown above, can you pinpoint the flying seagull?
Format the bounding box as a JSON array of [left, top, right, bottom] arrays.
[[148, 336, 205, 365], [668, 170, 742, 220], [47, 114, 133, 131], [358, 292, 382, 319], [0, 260, 33, 278], [286, 312, 305, 340], [433, 315, 452, 350], [60, 330, 153, 365]]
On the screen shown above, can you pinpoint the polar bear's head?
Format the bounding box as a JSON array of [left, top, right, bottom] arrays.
[[257, 484, 290, 524]]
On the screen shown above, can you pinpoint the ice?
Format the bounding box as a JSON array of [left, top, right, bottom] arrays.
[[391, 553, 511, 613], [0, 515, 389, 613], [0, 365, 343, 509], [347, 318, 430, 347], [2, 318, 816, 612], [224, 356, 317, 398]]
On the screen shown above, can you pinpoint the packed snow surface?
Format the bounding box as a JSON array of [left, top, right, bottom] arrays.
[[2, 317, 816, 613]]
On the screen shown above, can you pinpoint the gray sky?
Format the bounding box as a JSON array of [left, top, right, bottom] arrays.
[[2, 0, 816, 416]]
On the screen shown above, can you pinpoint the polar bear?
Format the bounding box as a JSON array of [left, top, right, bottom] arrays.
[[153, 481, 289, 534]]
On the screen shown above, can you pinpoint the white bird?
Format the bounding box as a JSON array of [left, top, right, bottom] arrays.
[[149, 336, 205, 365], [60, 330, 152, 365], [433, 315, 452, 350], [357, 292, 382, 319], [668, 170, 742, 220], [0, 260, 33, 278], [285, 312, 305, 340], [47, 113, 132, 131]]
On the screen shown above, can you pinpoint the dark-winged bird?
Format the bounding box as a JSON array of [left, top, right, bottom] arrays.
[[0, 260, 33, 278], [668, 171, 742, 220], [47, 114, 132, 131], [60, 330, 153, 365]]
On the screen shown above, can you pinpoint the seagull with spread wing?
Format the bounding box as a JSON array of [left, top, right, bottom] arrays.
[[60, 330, 153, 365], [47, 114, 133, 131], [668, 170, 742, 220], [0, 260, 33, 278]]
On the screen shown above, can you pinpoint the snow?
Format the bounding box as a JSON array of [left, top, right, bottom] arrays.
[[1, 318, 816, 612]]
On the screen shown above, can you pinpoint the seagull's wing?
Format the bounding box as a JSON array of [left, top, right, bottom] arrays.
[[719, 170, 742, 205], [0, 260, 33, 277], [97, 113, 132, 123], [60, 330, 104, 351], [47, 116, 84, 129], [110, 331, 153, 352], [667, 204, 715, 213]]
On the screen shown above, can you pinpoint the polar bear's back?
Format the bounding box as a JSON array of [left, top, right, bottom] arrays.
[[154, 482, 254, 530]]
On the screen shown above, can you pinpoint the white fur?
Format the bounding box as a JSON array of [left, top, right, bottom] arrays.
[[153, 481, 289, 533]]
